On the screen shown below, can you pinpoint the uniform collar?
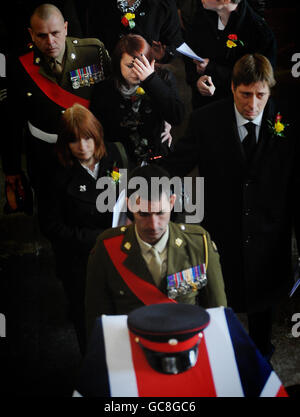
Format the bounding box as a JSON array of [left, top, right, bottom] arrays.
[[135, 225, 169, 255]]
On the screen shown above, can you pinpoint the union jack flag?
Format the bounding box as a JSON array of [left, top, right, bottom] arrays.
[[74, 307, 287, 397]]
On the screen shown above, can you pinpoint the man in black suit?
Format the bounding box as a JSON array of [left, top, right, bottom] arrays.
[[163, 53, 300, 360]]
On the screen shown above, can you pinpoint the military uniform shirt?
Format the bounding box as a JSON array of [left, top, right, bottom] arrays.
[[135, 225, 169, 286]]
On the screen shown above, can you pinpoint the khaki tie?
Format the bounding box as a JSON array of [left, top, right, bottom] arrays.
[[50, 58, 62, 76], [148, 247, 162, 287]]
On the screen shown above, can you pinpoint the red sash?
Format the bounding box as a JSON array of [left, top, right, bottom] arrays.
[[103, 235, 176, 305], [19, 51, 90, 109]]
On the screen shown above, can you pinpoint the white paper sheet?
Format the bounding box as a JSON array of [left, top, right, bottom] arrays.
[[176, 42, 204, 62], [112, 189, 127, 227]]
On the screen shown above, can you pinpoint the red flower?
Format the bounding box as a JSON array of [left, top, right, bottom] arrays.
[[228, 34, 238, 40], [121, 16, 129, 26], [275, 113, 282, 122]]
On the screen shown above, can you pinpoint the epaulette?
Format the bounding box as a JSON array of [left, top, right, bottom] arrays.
[[98, 225, 128, 241], [175, 223, 207, 235], [68, 37, 104, 48]]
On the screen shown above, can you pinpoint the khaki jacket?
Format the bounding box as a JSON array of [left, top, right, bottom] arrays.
[[86, 222, 227, 337]]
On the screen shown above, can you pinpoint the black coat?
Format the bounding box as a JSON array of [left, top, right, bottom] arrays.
[[184, 0, 277, 108], [86, 0, 183, 61], [163, 97, 300, 313], [38, 141, 125, 353], [39, 142, 125, 263], [90, 69, 184, 165]]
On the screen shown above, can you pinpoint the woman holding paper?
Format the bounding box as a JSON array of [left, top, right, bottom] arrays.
[[183, 0, 276, 108]]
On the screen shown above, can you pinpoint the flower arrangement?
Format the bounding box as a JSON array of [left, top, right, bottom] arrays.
[[121, 12, 136, 29], [268, 112, 288, 137], [226, 34, 244, 48], [108, 165, 121, 184]]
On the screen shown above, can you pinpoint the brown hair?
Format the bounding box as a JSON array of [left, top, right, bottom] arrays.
[[56, 103, 106, 167], [232, 53, 276, 89], [111, 34, 155, 85]]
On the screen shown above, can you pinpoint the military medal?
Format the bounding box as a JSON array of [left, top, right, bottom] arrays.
[[167, 264, 207, 299], [69, 64, 103, 89], [87, 66, 94, 85], [70, 70, 80, 89]]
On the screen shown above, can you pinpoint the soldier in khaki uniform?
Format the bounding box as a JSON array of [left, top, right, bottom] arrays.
[[3, 3, 111, 200], [86, 165, 227, 338]]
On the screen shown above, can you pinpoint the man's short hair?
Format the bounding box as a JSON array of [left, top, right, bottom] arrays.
[[232, 53, 276, 89], [30, 3, 64, 27], [127, 164, 173, 202]]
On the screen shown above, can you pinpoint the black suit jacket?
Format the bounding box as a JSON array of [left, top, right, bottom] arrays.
[[86, 0, 183, 62], [184, 0, 277, 108], [38, 142, 124, 260], [164, 97, 300, 312]]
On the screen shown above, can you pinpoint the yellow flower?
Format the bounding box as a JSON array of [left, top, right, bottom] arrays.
[[125, 13, 135, 20], [274, 121, 284, 133], [110, 169, 121, 183], [136, 87, 145, 95], [226, 40, 237, 48]]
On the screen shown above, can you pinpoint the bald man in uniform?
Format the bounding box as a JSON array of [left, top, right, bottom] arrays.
[[3, 3, 110, 203]]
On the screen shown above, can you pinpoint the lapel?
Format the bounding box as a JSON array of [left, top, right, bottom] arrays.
[[66, 161, 96, 201], [121, 225, 155, 285], [62, 38, 77, 83], [32, 47, 57, 84], [219, 99, 246, 166], [35, 39, 77, 86], [251, 99, 276, 163], [166, 223, 189, 276]]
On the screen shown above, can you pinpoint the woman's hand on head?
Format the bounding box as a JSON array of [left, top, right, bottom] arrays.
[[132, 53, 155, 82]]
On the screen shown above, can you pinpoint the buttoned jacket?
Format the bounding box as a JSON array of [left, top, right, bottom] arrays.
[[163, 97, 299, 312], [86, 221, 227, 337]]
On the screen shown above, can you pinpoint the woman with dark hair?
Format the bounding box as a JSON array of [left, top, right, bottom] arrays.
[[39, 103, 127, 354], [90, 34, 185, 167]]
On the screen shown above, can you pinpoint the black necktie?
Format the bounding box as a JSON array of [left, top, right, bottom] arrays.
[[243, 122, 257, 162]]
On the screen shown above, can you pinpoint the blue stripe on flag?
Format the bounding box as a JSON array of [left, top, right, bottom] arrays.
[[224, 308, 272, 397]]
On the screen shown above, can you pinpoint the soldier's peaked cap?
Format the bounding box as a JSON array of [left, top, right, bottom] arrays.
[[127, 304, 210, 374]]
